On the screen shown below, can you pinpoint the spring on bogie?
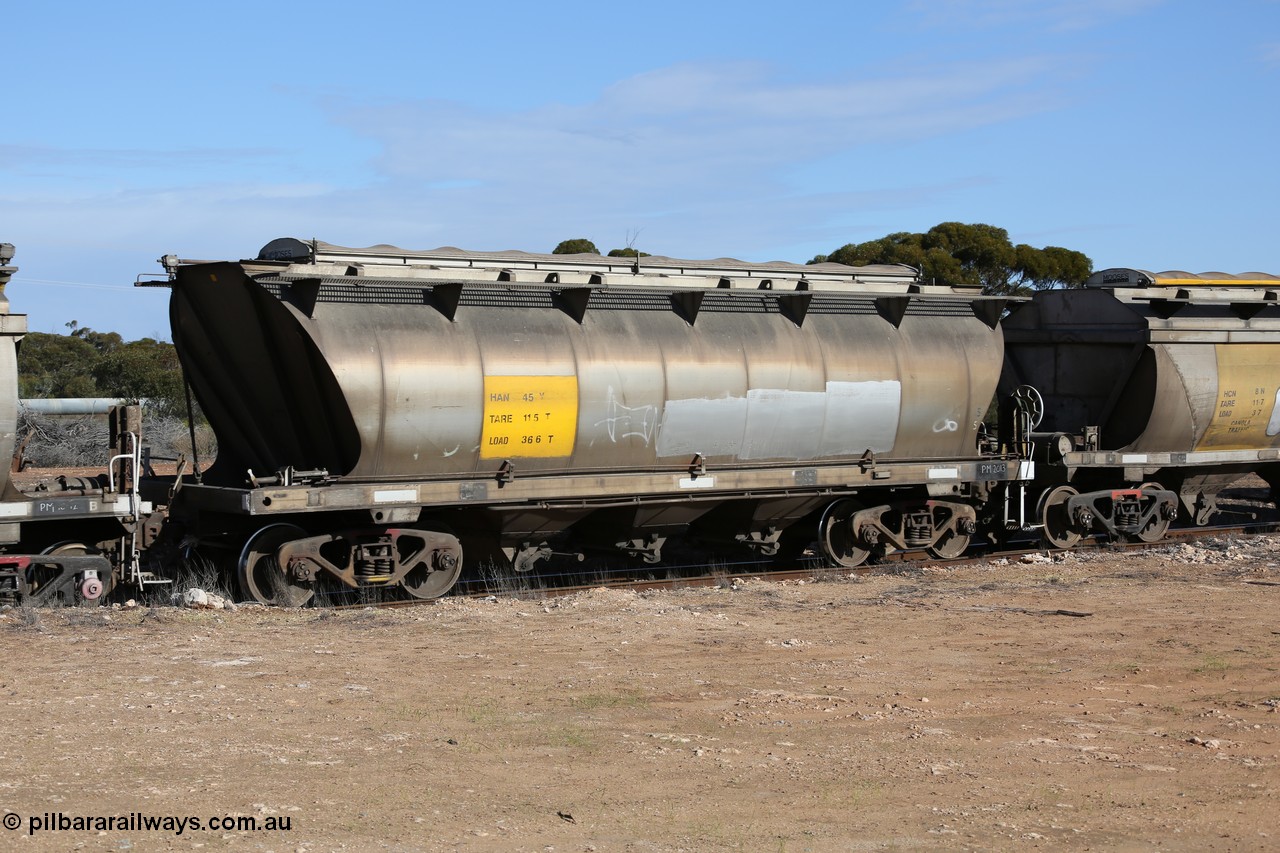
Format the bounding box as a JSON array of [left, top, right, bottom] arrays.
[[903, 510, 934, 547], [356, 542, 395, 579]]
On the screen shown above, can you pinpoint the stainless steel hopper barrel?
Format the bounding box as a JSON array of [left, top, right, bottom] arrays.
[[171, 241, 1007, 487], [1001, 269, 1280, 454]]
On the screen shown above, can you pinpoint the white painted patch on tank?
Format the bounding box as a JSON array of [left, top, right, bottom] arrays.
[[1269, 389, 1280, 437], [656, 396, 749, 457], [817, 380, 901, 456], [655, 380, 901, 459], [741, 389, 826, 459]]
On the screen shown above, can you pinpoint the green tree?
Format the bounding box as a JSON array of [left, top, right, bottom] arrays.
[[552, 238, 600, 255], [606, 248, 652, 258], [18, 326, 188, 417], [65, 320, 125, 355], [812, 222, 1091, 296], [17, 332, 101, 398], [92, 338, 187, 417]]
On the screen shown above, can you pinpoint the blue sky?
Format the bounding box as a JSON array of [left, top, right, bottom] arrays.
[[2, 0, 1277, 340]]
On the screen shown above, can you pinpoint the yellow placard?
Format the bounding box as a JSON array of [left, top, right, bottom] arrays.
[[1196, 345, 1280, 450], [480, 375, 578, 459]]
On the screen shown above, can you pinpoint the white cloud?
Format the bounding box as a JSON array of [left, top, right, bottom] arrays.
[[1, 56, 1072, 261], [0, 52, 1079, 340], [323, 58, 1063, 255]]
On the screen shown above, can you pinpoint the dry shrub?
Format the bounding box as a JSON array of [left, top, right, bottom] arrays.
[[15, 408, 216, 470]]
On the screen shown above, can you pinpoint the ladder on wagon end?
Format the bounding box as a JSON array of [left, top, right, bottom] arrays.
[[107, 408, 169, 591]]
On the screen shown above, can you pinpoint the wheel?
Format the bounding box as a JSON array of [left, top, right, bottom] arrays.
[[927, 528, 971, 560], [238, 524, 313, 607], [43, 541, 112, 605], [1135, 482, 1173, 543], [818, 500, 870, 568], [401, 530, 463, 600], [402, 558, 461, 599], [1038, 485, 1082, 549]]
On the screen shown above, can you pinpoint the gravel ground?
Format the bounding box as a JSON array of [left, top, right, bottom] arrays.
[[0, 536, 1278, 851]]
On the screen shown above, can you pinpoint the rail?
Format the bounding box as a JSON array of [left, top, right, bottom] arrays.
[[310, 518, 1280, 610]]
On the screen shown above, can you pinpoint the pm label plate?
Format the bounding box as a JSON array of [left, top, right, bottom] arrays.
[[977, 462, 1009, 477], [34, 498, 93, 516], [459, 482, 489, 501]]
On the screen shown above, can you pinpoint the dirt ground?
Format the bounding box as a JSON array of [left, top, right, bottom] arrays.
[[0, 538, 1278, 852]]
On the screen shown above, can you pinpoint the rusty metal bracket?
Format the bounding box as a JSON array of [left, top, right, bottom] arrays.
[[496, 459, 515, 486], [688, 453, 706, 478], [858, 449, 877, 473]]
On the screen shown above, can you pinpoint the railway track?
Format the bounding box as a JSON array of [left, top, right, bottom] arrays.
[[317, 516, 1280, 610]]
